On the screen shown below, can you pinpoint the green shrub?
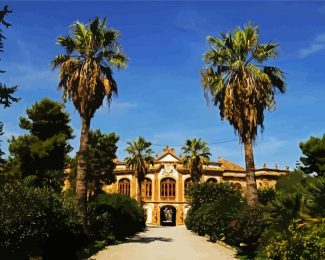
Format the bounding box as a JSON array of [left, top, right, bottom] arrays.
[[257, 176, 325, 259], [275, 169, 308, 194], [88, 193, 146, 246], [203, 200, 242, 242], [188, 182, 243, 211], [226, 205, 268, 259], [262, 224, 325, 260], [257, 188, 276, 206], [185, 208, 194, 230], [187, 182, 222, 211], [0, 183, 85, 259], [185, 182, 244, 242], [227, 205, 267, 246], [305, 177, 325, 217], [267, 193, 303, 232]]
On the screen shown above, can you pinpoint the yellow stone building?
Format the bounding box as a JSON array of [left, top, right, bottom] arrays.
[[103, 146, 288, 226]]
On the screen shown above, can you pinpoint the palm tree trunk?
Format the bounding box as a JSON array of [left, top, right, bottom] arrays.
[[244, 138, 259, 205], [137, 179, 142, 205], [76, 117, 90, 231]]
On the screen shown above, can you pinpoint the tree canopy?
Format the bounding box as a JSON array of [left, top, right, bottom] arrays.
[[182, 138, 211, 183], [6, 98, 73, 189], [51, 17, 128, 120], [125, 136, 154, 202], [0, 5, 19, 164], [201, 23, 286, 144], [87, 130, 119, 197], [299, 134, 325, 177], [0, 5, 19, 108]]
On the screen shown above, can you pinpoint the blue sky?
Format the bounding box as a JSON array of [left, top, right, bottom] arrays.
[[1, 1, 325, 170]]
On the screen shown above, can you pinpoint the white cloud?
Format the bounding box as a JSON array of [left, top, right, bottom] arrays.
[[97, 101, 137, 115], [298, 33, 325, 58], [174, 9, 209, 36], [111, 101, 137, 110], [318, 5, 325, 15], [255, 136, 288, 156], [3, 63, 58, 90]]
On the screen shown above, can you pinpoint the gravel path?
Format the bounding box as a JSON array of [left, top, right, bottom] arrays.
[[91, 225, 236, 260]]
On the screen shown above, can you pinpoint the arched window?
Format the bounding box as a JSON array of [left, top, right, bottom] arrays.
[[206, 178, 217, 183], [141, 178, 152, 199], [160, 178, 176, 199], [118, 178, 130, 196], [184, 178, 194, 196]]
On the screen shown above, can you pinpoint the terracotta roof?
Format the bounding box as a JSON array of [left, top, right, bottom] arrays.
[[218, 159, 245, 171]]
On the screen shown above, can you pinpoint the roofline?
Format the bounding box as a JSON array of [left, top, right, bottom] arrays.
[[155, 152, 181, 162]]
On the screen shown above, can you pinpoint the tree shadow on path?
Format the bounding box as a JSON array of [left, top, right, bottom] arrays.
[[123, 236, 173, 244]]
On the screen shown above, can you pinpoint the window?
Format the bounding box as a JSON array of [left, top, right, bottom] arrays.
[[184, 178, 194, 196], [206, 178, 217, 183], [141, 178, 152, 199], [118, 178, 130, 196], [160, 178, 176, 199]]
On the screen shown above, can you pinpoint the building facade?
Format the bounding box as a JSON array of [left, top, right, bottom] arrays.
[[103, 146, 288, 226]]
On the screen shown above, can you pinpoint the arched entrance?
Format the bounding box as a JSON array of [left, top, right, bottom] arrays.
[[160, 205, 176, 226]]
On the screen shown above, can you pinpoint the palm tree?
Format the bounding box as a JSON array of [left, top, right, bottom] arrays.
[[125, 137, 154, 203], [51, 17, 128, 225], [200, 23, 286, 205], [182, 138, 211, 184]]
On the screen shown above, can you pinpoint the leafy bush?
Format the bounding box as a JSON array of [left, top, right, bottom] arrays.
[[257, 188, 276, 206], [262, 223, 325, 260], [187, 182, 243, 211], [88, 193, 146, 246], [226, 205, 268, 258], [186, 171, 325, 259], [304, 177, 325, 217], [0, 183, 85, 259], [256, 176, 325, 259], [185, 182, 244, 242], [275, 169, 308, 194], [267, 193, 303, 232]]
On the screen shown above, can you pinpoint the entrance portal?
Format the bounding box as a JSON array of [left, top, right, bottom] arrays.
[[160, 205, 176, 226]]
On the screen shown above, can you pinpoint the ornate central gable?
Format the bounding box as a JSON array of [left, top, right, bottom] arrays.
[[156, 146, 180, 163], [157, 154, 179, 163]]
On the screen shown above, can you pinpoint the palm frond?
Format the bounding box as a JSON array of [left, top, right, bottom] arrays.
[[181, 138, 211, 183], [56, 35, 76, 54], [263, 66, 286, 93], [52, 17, 128, 119], [201, 22, 286, 143], [253, 42, 278, 63]]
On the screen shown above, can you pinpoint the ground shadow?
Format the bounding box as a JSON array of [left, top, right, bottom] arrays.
[[82, 226, 173, 259], [123, 236, 173, 244]]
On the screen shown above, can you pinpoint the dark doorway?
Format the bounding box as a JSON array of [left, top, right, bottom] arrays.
[[160, 205, 176, 226]]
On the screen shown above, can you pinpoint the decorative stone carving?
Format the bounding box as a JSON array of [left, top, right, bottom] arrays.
[[161, 163, 177, 176], [162, 146, 176, 156]]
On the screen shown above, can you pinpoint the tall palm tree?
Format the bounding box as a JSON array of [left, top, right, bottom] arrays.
[[125, 137, 154, 203], [182, 138, 211, 184], [51, 17, 128, 225], [200, 23, 286, 205]]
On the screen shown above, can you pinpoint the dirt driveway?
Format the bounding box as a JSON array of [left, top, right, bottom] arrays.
[[91, 225, 236, 260]]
